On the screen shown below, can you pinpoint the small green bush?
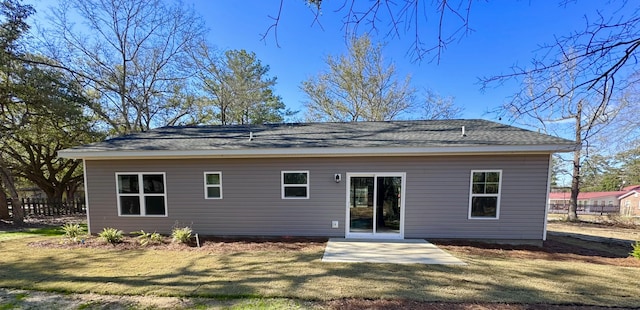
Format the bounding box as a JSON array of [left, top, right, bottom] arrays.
[[132, 230, 163, 246], [61, 223, 85, 242], [631, 241, 640, 260], [171, 226, 192, 244], [98, 227, 123, 244]]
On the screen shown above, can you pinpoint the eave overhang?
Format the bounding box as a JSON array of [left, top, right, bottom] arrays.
[[58, 144, 579, 160]]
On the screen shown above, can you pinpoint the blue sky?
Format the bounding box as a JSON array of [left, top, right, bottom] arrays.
[[189, 1, 605, 121], [27, 0, 606, 122]]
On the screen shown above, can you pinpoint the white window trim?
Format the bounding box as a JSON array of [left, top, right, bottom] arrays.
[[115, 172, 168, 217], [468, 169, 502, 220], [281, 170, 310, 199], [204, 171, 223, 199]]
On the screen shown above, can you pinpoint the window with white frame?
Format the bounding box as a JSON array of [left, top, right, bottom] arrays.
[[204, 172, 222, 199], [282, 171, 309, 199], [116, 173, 167, 216], [469, 170, 501, 219]]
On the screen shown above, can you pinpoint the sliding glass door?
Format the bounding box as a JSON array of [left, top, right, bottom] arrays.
[[347, 173, 404, 238]]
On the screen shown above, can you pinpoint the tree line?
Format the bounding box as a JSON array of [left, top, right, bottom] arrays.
[[2, 0, 639, 222], [0, 0, 462, 222], [579, 147, 640, 192]]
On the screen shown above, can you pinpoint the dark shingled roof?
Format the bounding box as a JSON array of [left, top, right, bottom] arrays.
[[62, 119, 576, 153]]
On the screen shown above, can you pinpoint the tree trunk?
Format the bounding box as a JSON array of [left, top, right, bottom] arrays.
[[0, 186, 9, 220], [10, 192, 23, 224], [51, 186, 66, 202], [567, 101, 583, 222], [0, 165, 23, 224], [568, 150, 581, 221], [66, 183, 78, 201]]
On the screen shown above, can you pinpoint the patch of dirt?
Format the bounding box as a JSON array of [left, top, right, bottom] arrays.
[[435, 238, 640, 267], [0, 214, 85, 230], [321, 299, 634, 310], [1, 289, 634, 310], [0, 288, 198, 310], [547, 220, 640, 241], [28, 235, 328, 252]]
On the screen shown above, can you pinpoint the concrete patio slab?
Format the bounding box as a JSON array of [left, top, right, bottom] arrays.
[[322, 238, 467, 265]]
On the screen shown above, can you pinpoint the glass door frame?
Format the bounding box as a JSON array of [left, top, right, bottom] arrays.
[[345, 172, 406, 239]]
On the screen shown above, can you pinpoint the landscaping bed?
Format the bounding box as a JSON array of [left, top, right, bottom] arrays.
[[24, 233, 639, 268], [28, 234, 328, 252]]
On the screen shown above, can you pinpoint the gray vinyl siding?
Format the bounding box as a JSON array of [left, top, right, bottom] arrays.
[[84, 154, 550, 240]]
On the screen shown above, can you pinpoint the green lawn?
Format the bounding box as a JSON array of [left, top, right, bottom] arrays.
[[0, 234, 639, 307], [0, 226, 66, 241]]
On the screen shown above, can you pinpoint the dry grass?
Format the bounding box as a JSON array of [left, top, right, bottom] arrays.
[[547, 215, 640, 241], [0, 235, 639, 308], [547, 213, 640, 226]]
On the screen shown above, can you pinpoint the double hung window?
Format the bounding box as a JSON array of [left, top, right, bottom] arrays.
[[117, 173, 167, 216], [282, 171, 309, 199], [469, 170, 501, 219], [204, 172, 223, 199]]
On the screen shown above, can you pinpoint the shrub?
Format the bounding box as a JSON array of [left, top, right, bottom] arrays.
[[171, 226, 192, 244], [132, 230, 163, 246], [631, 241, 640, 260], [606, 214, 639, 229], [98, 227, 123, 244], [61, 223, 85, 243]]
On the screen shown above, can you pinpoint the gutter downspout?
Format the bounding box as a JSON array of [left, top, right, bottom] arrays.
[[82, 159, 91, 234], [543, 154, 553, 241]]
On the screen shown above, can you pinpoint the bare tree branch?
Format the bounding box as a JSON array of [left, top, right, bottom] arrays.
[[482, 2, 640, 119], [262, 0, 473, 62], [39, 0, 206, 135], [482, 1, 640, 220]]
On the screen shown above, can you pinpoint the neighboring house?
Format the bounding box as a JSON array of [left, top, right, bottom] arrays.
[[619, 186, 640, 216], [58, 119, 577, 242], [548, 185, 640, 215], [548, 191, 623, 213]]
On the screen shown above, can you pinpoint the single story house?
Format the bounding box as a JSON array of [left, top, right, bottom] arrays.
[[58, 119, 577, 242], [619, 186, 640, 216], [548, 185, 640, 215], [548, 191, 623, 213]]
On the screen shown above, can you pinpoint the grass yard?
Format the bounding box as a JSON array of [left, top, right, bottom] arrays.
[[547, 214, 640, 241], [0, 226, 64, 241], [0, 227, 639, 309]]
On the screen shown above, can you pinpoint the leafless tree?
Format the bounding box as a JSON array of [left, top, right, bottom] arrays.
[[421, 89, 463, 120], [302, 34, 415, 122], [495, 50, 631, 220], [482, 3, 639, 117], [302, 34, 460, 122], [263, 0, 474, 62], [39, 0, 206, 135], [480, 1, 639, 220]]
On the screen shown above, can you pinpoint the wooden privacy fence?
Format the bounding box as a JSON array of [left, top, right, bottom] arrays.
[[8, 198, 86, 217]]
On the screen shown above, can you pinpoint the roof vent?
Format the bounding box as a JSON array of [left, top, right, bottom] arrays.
[[249, 131, 254, 141], [461, 126, 466, 137]]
